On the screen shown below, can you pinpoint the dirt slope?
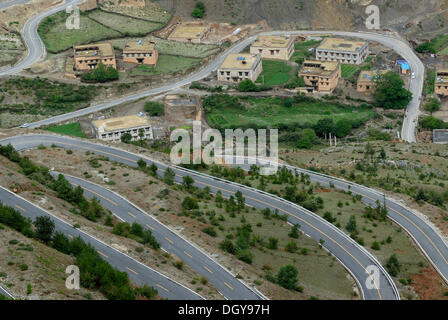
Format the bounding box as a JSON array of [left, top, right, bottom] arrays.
[[157, 0, 448, 39]]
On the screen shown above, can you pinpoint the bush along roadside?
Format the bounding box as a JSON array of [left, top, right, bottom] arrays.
[[0, 204, 158, 300]]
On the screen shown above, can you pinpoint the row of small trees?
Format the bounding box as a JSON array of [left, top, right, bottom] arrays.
[[0, 204, 157, 300]]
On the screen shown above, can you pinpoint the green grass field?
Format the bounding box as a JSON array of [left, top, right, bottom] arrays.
[[130, 55, 201, 76], [206, 96, 376, 130], [256, 60, 292, 85], [44, 122, 86, 138], [38, 10, 164, 53], [290, 40, 322, 62], [87, 10, 162, 36], [39, 14, 122, 52], [341, 64, 359, 79]]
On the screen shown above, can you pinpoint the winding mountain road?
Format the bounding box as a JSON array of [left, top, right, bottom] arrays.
[[228, 156, 448, 286], [50, 171, 262, 300], [0, 133, 401, 300], [0, 185, 203, 300]]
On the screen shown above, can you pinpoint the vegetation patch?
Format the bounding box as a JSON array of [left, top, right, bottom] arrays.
[[256, 60, 292, 85], [44, 122, 86, 138], [130, 55, 201, 77]]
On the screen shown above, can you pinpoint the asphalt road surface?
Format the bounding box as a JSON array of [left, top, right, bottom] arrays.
[[51, 172, 262, 300], [0, 0, 30, 10], [0, 185, 203, 300], [0, 0, 83, 76], [0, 285, 14, 299], [228, 155, 448, 286], [0, 134, 401, 300]]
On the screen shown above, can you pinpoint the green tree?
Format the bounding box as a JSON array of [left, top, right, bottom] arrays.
[[385, 254, 401, 277], [373, 71, 412, 109], [267, 237, 278, 249], [276, 264, 299, 290], [33, 216, 55, 244], [420, 116, 447, 130], [149, 163, 158, 176], [314, 118, 335, 137], [237, 79, 257, 92], [345, 215, 357, 234], [137, 158, 146, 169], [163, 167, 175, 185], [182, 175, 194, 188], [288, 224, 300, 239], [297, 128, 318, 149], [182, 197, 199, 210], [121, 133, 132, 144], [144, 101, 164, 116], [285, 241, 298, 253], [424, 97, 441, 113], [191, 1, 205, 18], [81, 62, 119, 83], [335, 119, 352, 137]]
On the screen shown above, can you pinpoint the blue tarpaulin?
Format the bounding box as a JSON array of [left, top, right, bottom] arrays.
[[396, 60, 410, 70]]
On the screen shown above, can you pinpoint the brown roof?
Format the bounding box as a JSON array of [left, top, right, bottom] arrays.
[[251, 35, 293, 48], [123, 40, 156, 52], [170, 25, 207, 39], [299, 60, 339, 77], [357, 70, 388, 83], [318, 37, 367, 53], [93, 114, 150, 133], [219, 53, 260, 70], [74, 43, 114, 58]]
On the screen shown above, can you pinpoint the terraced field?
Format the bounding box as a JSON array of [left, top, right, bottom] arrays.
[[38, 10, 165, 53]]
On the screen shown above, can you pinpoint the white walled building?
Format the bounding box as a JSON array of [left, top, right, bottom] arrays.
[[92, 114, 153, 142]]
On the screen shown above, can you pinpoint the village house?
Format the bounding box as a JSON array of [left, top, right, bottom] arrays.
[[92, 114, 153, 142], [168, 24, 210, 44], [435, 68, 448, 96], [123, 40, 158, 66], [249, 35, 295, 61], [73, 43, 116, 71], [316, 38, 369, 65], [217, 53, 262, 83], [298, 60, 341, 92], [357, 70, 388, 93]]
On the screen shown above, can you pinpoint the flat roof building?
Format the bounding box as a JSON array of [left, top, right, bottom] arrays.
[[435, 69, 448, 96], [433, 129, 448, 144], [217, 53, 262, 83], [298, 60, 341, 92], [250, 35, 295, 61], [357, 70, 388, 93], [316, 38, 369, 65], [168, 24, 210, 44], [123, 40, 158, 66], [92, 114, 153, 142], [74, 42, 116, 71]]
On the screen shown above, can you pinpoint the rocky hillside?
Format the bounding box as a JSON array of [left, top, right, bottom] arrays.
[[157, 0, 448, 40]]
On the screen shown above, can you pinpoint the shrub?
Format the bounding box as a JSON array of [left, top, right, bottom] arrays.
[[276, 264, 299, 290], [285, 241, 298, 253], [236, 249, 253, 264], [267, 237, 278, 250], [202, 226, 217, 237], [81, 63, 118, 83], [144, 101, 164, 116]]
